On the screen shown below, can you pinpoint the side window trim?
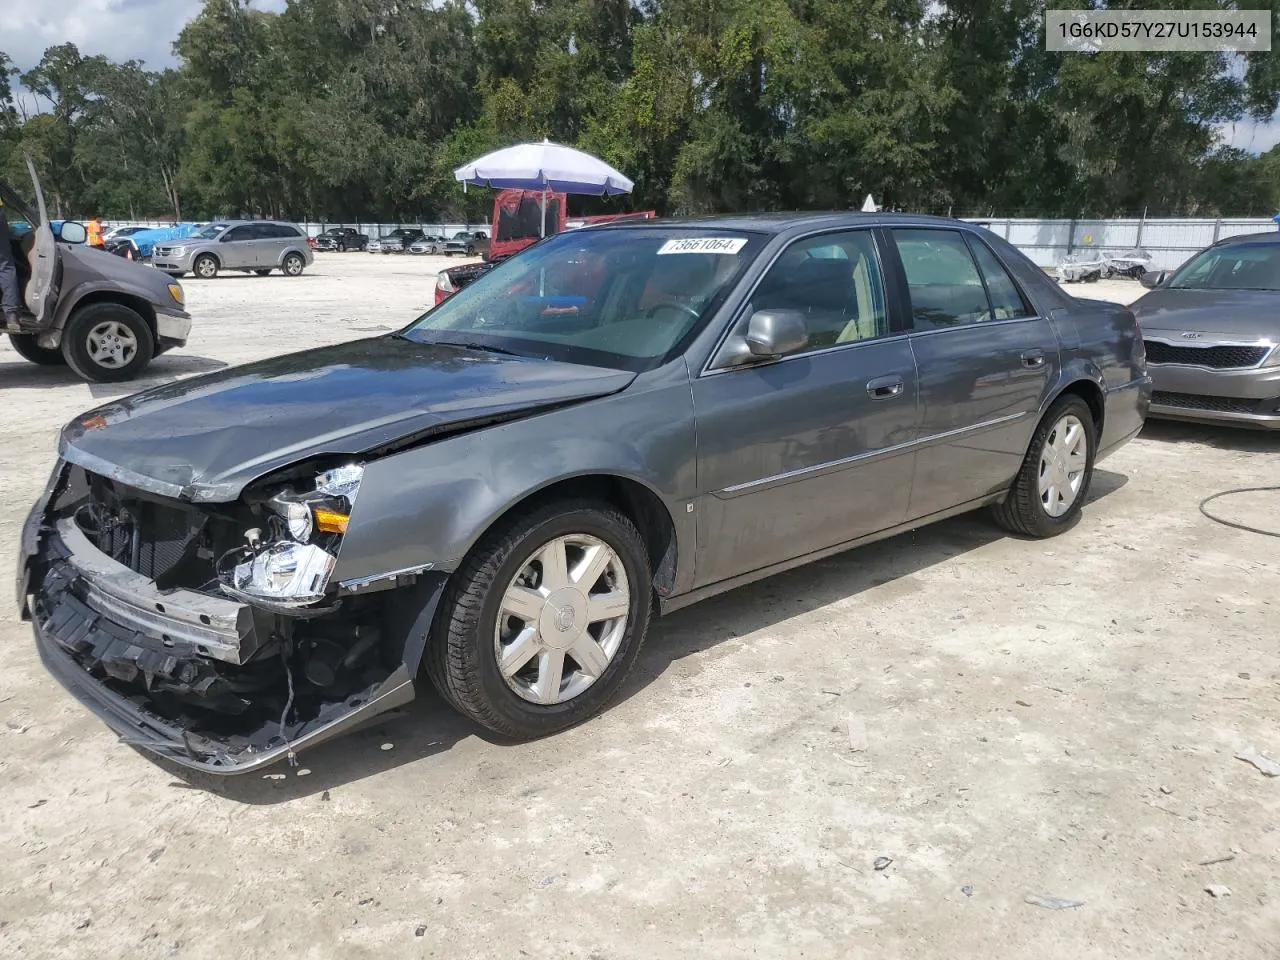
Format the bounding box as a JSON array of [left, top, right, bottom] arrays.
[[703, 226, 896, 374], [963, 233, 1037, 318], [887, 225, 1041, 333]]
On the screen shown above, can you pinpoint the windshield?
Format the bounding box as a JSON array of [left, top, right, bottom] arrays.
[[402, 227, 764, 371], [1168, 242, 1280, 291], [193, 223, 229, 239]]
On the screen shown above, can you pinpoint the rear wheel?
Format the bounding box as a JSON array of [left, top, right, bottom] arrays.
[[991, 395, 1096, 538], [425, 500, 652, 739], [282, 252, 305, 276], [192, 254, 219, 279], [61, 302, 155, 383], [7, 333, 65, 366]]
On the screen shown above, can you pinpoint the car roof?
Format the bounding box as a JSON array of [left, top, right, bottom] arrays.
[[1215, 231, 1280, 246], [211, 219, 300, 227], [587, 211, 986, 234]]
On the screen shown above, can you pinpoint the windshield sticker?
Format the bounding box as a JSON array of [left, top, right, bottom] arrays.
[[657, 237, 748, 256]]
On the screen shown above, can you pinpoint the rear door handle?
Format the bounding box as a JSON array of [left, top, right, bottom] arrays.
[[866, 376, 904, 400], [1021, 351, 1046, 368]]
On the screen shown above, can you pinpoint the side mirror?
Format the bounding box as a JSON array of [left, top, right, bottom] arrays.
[[1140, 269, 1167, 289], [59, 221, 87, 244], [746, 309, 809, 358]]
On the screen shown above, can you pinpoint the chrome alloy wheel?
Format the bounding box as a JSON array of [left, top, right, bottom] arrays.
[[1038, 413, 1088, 517], [494, 534, 631, 705], [86, 320, 139, 369]]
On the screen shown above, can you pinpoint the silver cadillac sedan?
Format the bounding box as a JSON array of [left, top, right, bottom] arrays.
[[1132, 232, 1280, 429], [18, 214, 1149, 773]]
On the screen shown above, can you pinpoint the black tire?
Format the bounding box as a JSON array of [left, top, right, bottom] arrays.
[[192, 254, 219, 279], [8, 333, 66, 366], [991, 395, 1097, 539], [61, 302, 155, 383], [282, 252, 305, 276], [253, 269, 272, 276], [425, 499, 652, 739], [337, 241, 347, 252]]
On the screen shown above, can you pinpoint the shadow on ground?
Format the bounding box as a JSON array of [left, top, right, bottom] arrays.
[[0, 354, 227, 394], [1140, 418, 1280, 453], [195, 469, 1128, 804]]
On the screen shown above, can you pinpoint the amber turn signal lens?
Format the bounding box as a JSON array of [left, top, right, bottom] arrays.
[[313, 508, 349, 534]]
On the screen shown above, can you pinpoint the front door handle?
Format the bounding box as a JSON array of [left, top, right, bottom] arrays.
[[1021, 351, 1046, 368], [866, 376, 904, 400]]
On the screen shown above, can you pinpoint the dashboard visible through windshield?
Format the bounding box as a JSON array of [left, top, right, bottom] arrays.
[[402, 227, 765, 370]]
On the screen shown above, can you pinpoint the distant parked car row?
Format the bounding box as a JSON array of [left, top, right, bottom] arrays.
[[306, 227, 490, 257]]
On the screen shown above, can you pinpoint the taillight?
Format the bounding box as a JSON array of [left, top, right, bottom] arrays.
[[434, 272, 456, 305]]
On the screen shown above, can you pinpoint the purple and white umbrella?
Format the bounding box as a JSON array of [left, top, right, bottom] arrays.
[[455, 140, 633, 235]]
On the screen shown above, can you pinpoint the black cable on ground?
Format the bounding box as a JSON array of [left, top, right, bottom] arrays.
[[1199, 485, 1280, 538]]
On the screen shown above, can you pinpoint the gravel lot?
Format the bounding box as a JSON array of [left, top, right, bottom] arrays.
[[2, 256, 1278, 959]]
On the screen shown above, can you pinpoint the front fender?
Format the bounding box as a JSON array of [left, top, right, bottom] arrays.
[[332, 365, 698, 590], [52, 279, 171, 332]]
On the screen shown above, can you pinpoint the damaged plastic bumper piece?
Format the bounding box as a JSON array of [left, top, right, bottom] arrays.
[[24, 517, 420, 774]]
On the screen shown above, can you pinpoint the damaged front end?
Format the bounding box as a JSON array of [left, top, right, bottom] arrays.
[[18, 459, 445, 774]]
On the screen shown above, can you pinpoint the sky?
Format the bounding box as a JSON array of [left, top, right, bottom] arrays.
[[1, 0, 286, 77], [2, 0, 1278, 154]]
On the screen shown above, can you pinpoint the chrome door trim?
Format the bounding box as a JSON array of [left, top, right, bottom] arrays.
[[713, 410, 1027, 498], [906, 315, 1046, 339]]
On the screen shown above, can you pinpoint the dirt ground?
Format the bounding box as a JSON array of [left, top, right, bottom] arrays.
[[1, 257, 1277, 959]]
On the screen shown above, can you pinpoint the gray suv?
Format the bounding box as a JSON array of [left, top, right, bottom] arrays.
[[2, 159, 191, 383], [153, 221, 314, 279]]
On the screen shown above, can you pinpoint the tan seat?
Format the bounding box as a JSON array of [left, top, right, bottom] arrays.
[[837, 255, 886, 343]]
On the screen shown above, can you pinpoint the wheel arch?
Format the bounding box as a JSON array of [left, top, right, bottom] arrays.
[[54, 287, 157, 342], [463, 473, 680, 603], [192, 250, 221, 270], [277, 246, 309, 266], [1051, 375, 1105, 439]]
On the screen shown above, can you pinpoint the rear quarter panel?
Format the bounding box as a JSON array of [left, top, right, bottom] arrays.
[[1047, 296, 1150, 456], [981, 232, 1149, 455]]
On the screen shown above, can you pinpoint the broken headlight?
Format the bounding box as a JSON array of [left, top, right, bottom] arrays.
[[218, 464, 363, 606]]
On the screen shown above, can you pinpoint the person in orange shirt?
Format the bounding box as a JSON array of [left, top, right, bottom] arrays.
[[87, 218, 104, 248]]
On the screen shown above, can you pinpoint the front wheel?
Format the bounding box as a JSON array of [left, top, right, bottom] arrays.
[[282, 252, 305, 276], [61, 302, 155, 383], [8, 333, 66, 366], [425, 500, 652, 738], [192, 254, 219, 279], [991, 395, 1096, 538]]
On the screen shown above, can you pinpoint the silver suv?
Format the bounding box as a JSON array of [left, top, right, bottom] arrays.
[[153, 221, 314, 279]]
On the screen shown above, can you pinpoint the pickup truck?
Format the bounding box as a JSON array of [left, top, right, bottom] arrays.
[[313, 227, 369, 252], [443, 231, 489, 258]]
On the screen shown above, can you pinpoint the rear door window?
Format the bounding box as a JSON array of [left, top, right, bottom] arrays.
[[966, 237, 1033, 319], [892, 229, 989, 329]]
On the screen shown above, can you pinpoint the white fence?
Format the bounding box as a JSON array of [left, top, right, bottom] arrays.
[[970, 217, 1280, 271], [102, 215, 1280, 271]]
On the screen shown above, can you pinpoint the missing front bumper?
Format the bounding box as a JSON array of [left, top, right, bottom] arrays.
[[23, 505, 445, 774]]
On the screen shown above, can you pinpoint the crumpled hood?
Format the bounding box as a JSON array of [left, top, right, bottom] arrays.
[[60, 337, 635, 501], [1131, 288, 1280, 340]]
